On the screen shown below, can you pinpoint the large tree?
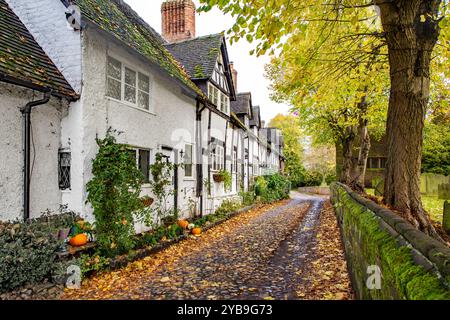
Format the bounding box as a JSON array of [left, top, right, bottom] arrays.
[[269, 114, 306, 187], [199, 0, 449, 237], [265, 18, 389, 188]]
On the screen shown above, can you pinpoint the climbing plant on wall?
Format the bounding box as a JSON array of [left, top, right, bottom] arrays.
[[86, 129, 144, 256], [145, 152, 177, 226]]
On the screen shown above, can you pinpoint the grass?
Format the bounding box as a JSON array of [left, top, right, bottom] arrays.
[[365, 188, 445, 224], [422, 195, 445, 224]]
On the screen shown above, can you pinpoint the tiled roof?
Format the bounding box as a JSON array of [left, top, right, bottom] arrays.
[[165, 33, 223, 80], [72, 0, 203, 97], [250, 105, 261, 127], [231, 92, 252, 115], [0, 0, 77, 98]]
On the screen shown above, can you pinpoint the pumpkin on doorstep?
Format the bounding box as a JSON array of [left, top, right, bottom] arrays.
[[192, 227, 202, 236], [177, 220, 189, 229], [69, 233, 88, 247]]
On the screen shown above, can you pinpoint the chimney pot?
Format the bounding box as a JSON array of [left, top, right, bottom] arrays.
[[230, 61, 238, 92], [161, 0, 196, 43]]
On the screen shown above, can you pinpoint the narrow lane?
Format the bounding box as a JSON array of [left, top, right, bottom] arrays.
[[62, 193, 350, 300]]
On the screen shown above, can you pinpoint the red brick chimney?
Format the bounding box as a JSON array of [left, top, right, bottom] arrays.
[[230, 62, 238, 92], [161, 0, 196, 43]]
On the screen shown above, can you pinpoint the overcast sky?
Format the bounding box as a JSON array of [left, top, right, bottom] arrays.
[[125, 0, 291, 123]]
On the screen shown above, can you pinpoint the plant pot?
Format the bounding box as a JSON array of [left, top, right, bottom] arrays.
[[141, 197, 154, 207], [213, 173, 225, 183], [58, 228, 71, 241]]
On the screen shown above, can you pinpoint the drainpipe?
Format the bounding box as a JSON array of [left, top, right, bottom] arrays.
[[20, 92, 51, 221]]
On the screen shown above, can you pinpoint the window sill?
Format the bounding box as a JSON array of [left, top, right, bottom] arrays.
[[106, 97, 156, 116], [183, 177, 195, 181], [61, 189, 71, 193]]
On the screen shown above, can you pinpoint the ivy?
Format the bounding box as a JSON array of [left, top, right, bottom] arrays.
[[144, 153, 177, 226], [86, 129, 144, 257]]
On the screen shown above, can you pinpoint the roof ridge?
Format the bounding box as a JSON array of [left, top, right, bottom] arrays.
[[165, 32, 223, 46], [111, 0, 167, 45]]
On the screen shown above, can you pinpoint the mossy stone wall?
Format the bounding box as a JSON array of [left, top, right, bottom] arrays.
[[331, 182, 450, 300]]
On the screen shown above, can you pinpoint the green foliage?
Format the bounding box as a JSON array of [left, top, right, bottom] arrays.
[[257, 174, 291, 203], [216, 169, 232, 191], [145, 152, 177, 226], [302, 170, 323, 187], [166, 224, 184, 240], [422, 121, 450, 176], [269, 114, 307, 188], [0, 220, 62, 292], [254, 176, 268, 196], [215, 199, 242, 216], [86, 130, 144, 257], [76, 254, 111, 279], [240, 191, 256, 206], [324, 172, 337, 185], [69, 220, 93, 237]]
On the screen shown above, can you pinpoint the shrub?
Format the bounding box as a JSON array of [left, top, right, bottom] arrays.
[[254, 176, 268, 196], [76, 254, 111, 279], [86, 130, 144, 257], [0, 220, 62, 293], [303, 170, 324, 187], [215, 199, 242, 216], [259, 174, 291, 203], [240, 191, 256, 206], [325, 172, 337, 185]]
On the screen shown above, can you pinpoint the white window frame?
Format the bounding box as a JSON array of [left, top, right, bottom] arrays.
[[184, 143, 194, 179], [212, 145, 224, 171], [208, 82, 230, 115], [106, 56, 152, 112], [128, 147, 152, 184]]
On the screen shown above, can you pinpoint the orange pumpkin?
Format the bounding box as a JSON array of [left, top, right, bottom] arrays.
[[192, 227, 202, 236], [177, 220, 189, 229], [69, 233, 88, 247]]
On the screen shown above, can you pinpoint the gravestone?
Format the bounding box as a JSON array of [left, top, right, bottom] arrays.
[[438, 183, 450, 200], [444, 201, 450, 235]]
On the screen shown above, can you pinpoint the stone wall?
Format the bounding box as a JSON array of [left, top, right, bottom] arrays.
[[330, 182, 450, 300]]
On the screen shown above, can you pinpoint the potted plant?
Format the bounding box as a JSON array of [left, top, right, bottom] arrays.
[[213, 172, 225, 183], [68, 220, 93, 247], [213, 170, 232, 191]]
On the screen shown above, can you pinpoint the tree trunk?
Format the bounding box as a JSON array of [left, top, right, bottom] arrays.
[[375, 0, 442, 238], [339, 127, 355, 185], [351, 119, 370, 193]]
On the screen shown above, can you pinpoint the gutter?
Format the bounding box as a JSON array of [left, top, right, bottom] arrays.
[[20, 92, 51, 220]]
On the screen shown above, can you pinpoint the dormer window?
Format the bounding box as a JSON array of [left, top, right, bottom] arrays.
[[208, 83, 219, 106], [208, 83, 229, 115]]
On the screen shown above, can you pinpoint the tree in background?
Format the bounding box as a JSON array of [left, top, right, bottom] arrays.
[[422, 116, 450, 176], [269, 114, 306, 188], [199, 0, 449, 238]]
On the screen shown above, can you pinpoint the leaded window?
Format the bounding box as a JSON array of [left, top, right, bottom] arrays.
[[58, 151, 71, 190]]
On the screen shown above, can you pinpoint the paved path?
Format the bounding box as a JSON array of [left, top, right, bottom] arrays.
[[63, 193, 342, 300]]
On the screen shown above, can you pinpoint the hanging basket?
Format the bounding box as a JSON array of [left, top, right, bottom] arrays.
[[141, 197, 154, 207], [213, 173, 225, 183]]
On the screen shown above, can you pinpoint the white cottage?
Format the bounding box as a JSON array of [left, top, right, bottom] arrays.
[[0, 0, 78, 221]]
